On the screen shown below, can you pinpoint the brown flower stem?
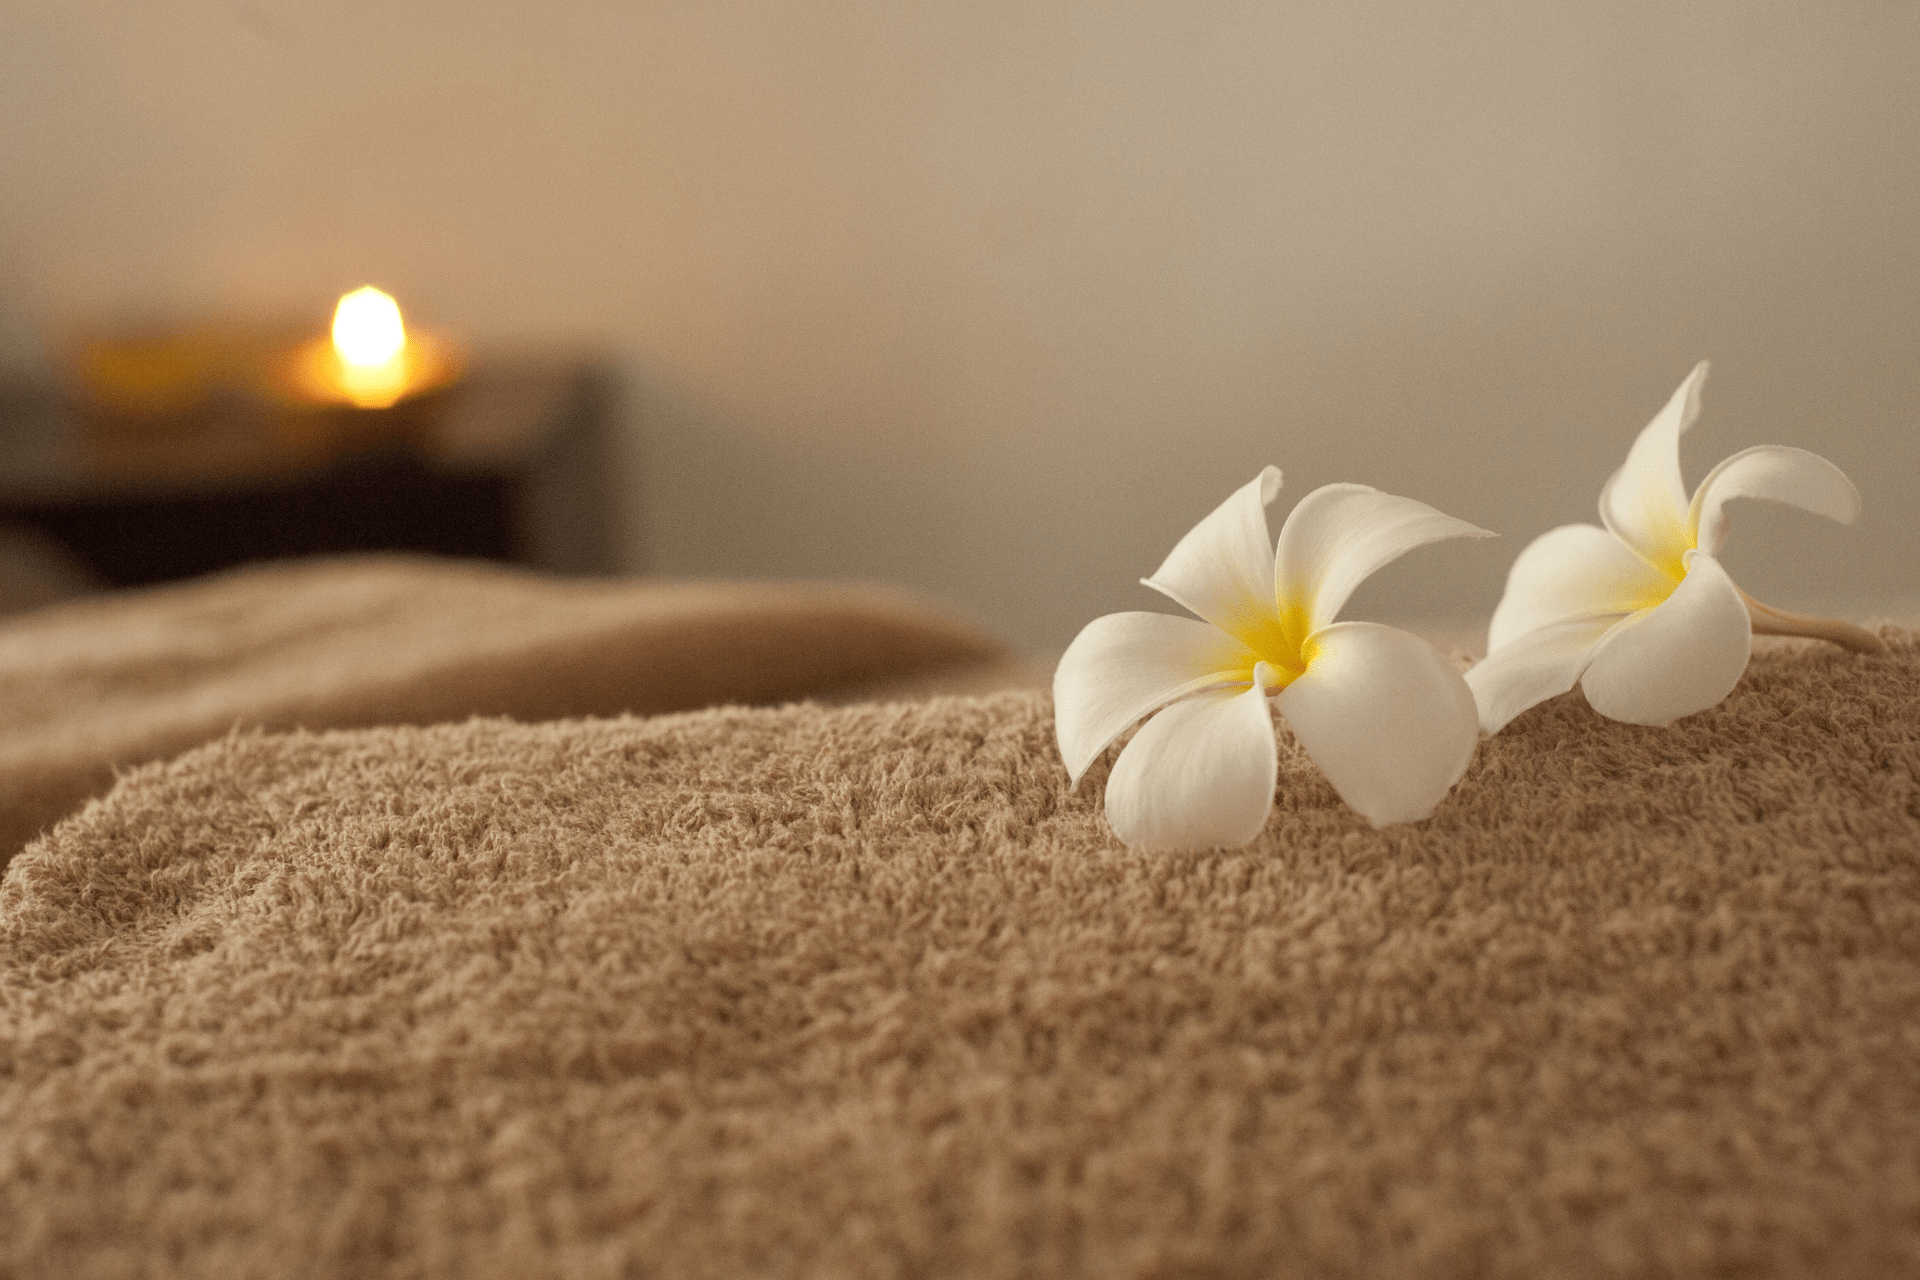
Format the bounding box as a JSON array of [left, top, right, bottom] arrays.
[[1738, 588, 1887, 654]]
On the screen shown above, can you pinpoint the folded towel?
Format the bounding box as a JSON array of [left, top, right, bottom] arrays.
[[0, 555, 1014, 871], [2, 629, 1915, 1277]]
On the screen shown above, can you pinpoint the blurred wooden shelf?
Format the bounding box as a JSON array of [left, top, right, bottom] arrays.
[[0, 358, 618, 589]]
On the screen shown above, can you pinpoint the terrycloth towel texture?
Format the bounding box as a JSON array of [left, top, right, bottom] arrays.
[[0, 555, 1014, 872], [2, 630, 1917, 1278]]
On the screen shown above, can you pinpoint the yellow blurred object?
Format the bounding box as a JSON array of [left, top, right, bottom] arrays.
[[69, 329, 225, 415]]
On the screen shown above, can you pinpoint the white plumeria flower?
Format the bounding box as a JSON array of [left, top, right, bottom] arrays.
[[1054, 468, 1492, 850], [1467, 361, 1884, 736]]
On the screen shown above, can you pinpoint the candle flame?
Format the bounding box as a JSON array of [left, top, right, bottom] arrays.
[[333, 286, 406, 365], [330, 286, 408, 407], [281, 285, 457, 412]]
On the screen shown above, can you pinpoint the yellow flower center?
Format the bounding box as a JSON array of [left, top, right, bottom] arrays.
[[1631, 529, 1692, 611], [1627, 574, 1682, 614], [1231, 601, 1314, 692]]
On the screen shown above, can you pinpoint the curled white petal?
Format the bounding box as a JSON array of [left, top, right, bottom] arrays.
[[1580, 549, 1752, 726], [1687, 444, 1862, 557], [1103, 680, 1278, 851], [1276, 621, 1479, 826], [1274, 484, 1494, 633], [1142, 467, 1283, 638], [1599, 361, 1707, 571], [1466, 615, 1620, 735], [1053, 611, 1256, 786], [1485, 523, 1675, 653]]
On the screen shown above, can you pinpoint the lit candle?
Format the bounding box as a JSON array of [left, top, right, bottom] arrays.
[[331, 286, 410, 408], [281, 286, 462, 409]]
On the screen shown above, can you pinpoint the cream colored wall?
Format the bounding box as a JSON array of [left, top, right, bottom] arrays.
[[4, 1, 1916, 652]]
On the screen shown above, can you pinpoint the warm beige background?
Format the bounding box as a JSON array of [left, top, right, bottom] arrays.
[[3, 1, 1915, 652]]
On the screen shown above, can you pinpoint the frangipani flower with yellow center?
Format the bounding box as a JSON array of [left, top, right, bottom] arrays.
[[1055, 469, 1492, 850], [1467, 362, 1884, 735]]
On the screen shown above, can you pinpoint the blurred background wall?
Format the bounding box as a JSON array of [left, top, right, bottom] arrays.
[[3, 0, 1915, 653]]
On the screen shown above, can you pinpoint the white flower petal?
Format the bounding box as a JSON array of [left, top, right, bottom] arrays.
[[1273, 484, 1494, 633], [1598, 361, 1707, 572], [1103, 681, 1278, 851], [1485, 523, 1676, 653], [1053, 611, 1257, 786], [1142, 467, 1284, 640], [1466, 615, 1620, 735], [1580, 549, 1752, 726], [1687, 444, 1862, 557], [1275, 621, 1480, 826]]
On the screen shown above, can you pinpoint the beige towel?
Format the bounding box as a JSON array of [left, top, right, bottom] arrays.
[[0, 555, 1015, 871], [2, 628, 1915, 1277]]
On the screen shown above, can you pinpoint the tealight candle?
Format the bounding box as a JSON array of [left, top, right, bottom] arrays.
[[280, 286, 463, 410]]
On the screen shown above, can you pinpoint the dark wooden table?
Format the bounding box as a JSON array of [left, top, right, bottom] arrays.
[[0, 359, 618, 588]]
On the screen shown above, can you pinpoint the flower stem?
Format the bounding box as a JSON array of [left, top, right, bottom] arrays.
[[1738, 589, 1887, 654]]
